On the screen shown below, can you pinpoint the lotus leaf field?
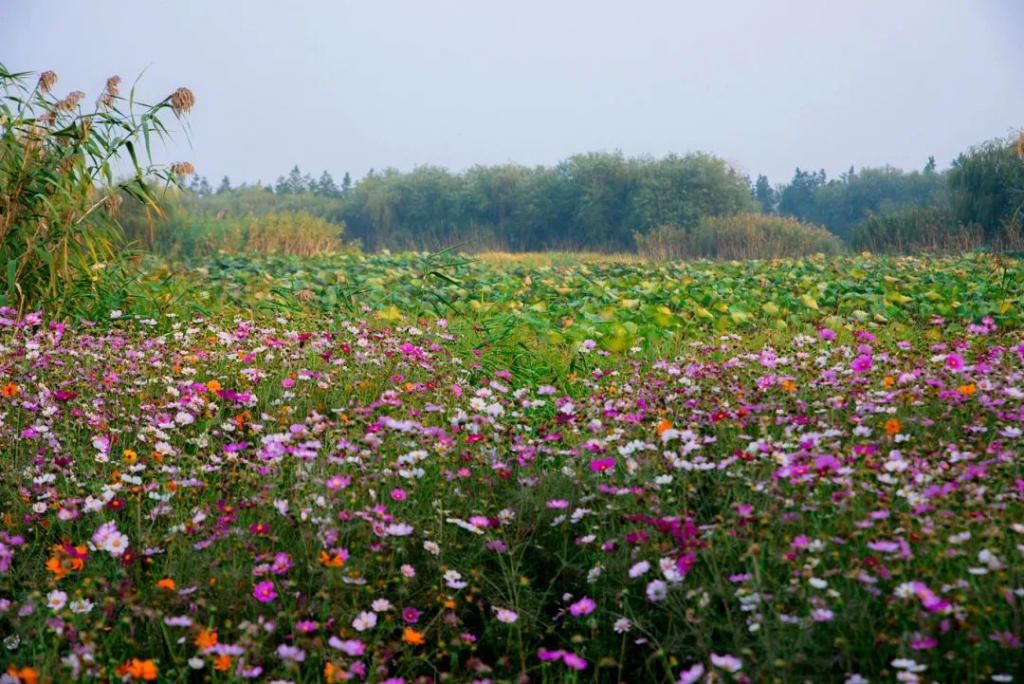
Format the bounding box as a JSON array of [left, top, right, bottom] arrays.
[[2, 253, 1023, 683]]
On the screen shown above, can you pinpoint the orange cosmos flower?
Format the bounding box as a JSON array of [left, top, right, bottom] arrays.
[[116, 659, 158, 681], [156, 578, 176, 591], [780, 379, 797, 393], [319, 550, 345, 568], [213, 655, 232, 671], [324, 662, 344, 683], [194, 628, 218, 650], [5, 666, 38, 684], [402, 627, 426, 645], [884, 418, 901, 436], [2, 382, 18, 398], [958, 383, 976, 396], [46, 555, 69, 580], [206, 379, 222, 393], [656, 419, 672, 435]]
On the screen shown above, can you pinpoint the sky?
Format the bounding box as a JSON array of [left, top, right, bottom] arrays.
[[4, 0, 1022, 186]]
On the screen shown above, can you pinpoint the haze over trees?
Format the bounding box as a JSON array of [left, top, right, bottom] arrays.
[[131, 132, 1024, 257]]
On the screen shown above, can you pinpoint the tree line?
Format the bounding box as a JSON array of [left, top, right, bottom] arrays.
[[169, 132, 1023, 254]]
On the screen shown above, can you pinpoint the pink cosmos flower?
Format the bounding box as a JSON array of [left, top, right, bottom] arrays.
[[910, 636, 937, 650], [568, 597, 595, 616], [328, 637, 366, 656], [677, 663, 705, 684], [326, 475, 351, 491], [850, 355, 873, 373], [562, 652, 587, 670], [710, 653, 742, 673], [252, 580, 277, 603], [589, 457, 616, 473]]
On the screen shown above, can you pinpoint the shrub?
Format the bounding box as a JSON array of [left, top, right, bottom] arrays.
[[852, 205, 1024, 254], [948, 132, 1024, 242], [635, 212, 842, 260], [852, 206, 978, 253], [120, 189, 352, 258], [0, 64, 193, 314]]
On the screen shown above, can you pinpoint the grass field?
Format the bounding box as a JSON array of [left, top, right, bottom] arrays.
[[1, 252, 1023, 683]]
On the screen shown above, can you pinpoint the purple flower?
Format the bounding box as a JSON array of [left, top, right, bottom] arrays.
[[328, 636, 365, 656], [678, 663, 705, 684], [252, 580, 277, 603], [850, 355, 873, 373], [538, 648, 565, 662], [276, 644, 306, 662], [562, 652, 588, 670], [568, 597, 595, 617]]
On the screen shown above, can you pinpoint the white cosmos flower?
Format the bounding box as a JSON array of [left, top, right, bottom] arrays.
[[351, 611, 377, 632], [46, 590, 67, 611], [646, 579, 668, 603], [69, 599, 94, 614], [629, 560, 650, 578], [494, 608, 519, 624]]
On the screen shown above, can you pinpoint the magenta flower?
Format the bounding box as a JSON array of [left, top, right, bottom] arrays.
[[252, 580, 277, 603], [538, 648, 565, 662], [945, 352, 964, 371], [402, 607, 421, 623], [850, 355, 873, 373], [326, 475, 350, 491], [911, 636, 937, 650], [589, 457, 616, 473], [568, 596, 595, 616], [562, 651, 587, 670], [271, 552, 292, 575]]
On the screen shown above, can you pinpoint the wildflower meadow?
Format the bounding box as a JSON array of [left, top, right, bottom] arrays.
[[1, 253, 1022, 683]]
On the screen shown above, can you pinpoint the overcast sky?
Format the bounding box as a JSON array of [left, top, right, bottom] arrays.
[[4, 0, 1022, 186]]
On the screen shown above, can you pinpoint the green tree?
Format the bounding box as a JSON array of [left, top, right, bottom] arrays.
[[315, 171, 339, 197], [948, 134, 1024, 242], [753, 174, 777, 214]]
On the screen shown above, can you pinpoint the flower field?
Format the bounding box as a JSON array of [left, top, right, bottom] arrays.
[[1, 253, 1023, 683]]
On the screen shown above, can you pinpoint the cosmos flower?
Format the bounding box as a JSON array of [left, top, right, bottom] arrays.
[[568, 597, 595, 616], [252, 581, 277, 603], [352, 611, 377, 632]]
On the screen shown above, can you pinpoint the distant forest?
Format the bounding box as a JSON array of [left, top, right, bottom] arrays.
[[123, 133, 1023, 256]]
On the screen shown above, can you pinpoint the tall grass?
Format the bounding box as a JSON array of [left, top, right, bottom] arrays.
[[0, 64, 193, 315], [636, 212, 843, 260], [119, 188, 354, 258], [851, 206, 983, 254]]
